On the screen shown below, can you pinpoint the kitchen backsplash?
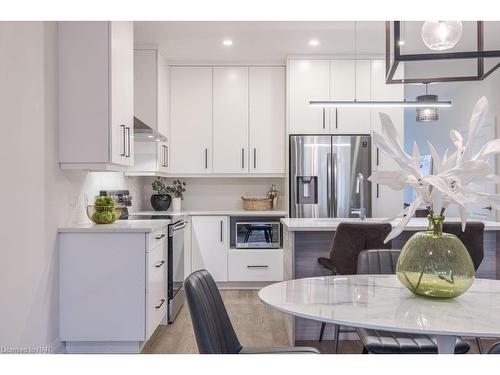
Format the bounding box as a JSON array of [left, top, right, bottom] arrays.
[[142, 177, 286, 211]]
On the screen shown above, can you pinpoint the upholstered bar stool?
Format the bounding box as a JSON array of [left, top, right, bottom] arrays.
[[316, 222, 393, 353]]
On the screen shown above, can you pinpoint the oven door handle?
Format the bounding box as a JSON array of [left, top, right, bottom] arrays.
[[169, 220, 187, 235]]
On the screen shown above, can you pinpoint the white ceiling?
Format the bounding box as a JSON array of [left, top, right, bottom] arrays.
[[133, 21, 386, 64]]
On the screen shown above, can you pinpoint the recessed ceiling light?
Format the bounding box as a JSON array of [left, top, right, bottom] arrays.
[[309, 39, 319, 47], [222, 39, 233, 46]]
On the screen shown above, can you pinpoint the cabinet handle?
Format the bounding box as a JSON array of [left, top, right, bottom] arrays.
[[376, 183, 380, 198], [155, 234, 165, 240], [376, 148, 380, 166], [322, 108, 325, 129], [120, 125, 126, 156], [126, 127, 131, 157], [165, 145, 168, 167], [155, 299, 166, 309], [241, 148, 245, 169], [155, 260, 166, 268], [220, 220, 223, 242], [253, 148, 256, 169], [205, 148, 208, 169], [335, 108, 338, 129], [247, 265, 269, 269]]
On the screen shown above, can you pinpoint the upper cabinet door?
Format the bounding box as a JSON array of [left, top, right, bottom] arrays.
[[213, 67, 249, 174], [289, 60, 330, 134], [110, 21, 134, 167], [170, 67, 213, 174], [249, 67, 285, 174], [157, 60, 169, 139], [330, 60, 371, 134]]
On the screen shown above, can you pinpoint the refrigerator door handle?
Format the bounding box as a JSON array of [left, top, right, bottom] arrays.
[[327, 153, 332, 217], [332, 153, 338, 217]]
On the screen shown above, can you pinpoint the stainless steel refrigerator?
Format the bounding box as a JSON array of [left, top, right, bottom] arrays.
[[290, 135, 372, 218]]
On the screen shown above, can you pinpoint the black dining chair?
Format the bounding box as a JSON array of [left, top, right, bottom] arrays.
[[184, 269, 320, 354], [356, 249, 470, 354], [316, 222, 393, 352], [488, 342, 500, 354]]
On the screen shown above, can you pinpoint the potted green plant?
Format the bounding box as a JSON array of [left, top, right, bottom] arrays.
[[165, 179, 186, 212], [151, 177, 172, 211]]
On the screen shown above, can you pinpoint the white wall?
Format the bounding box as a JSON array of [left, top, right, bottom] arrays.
[[0, 22, 143, 353], [142, 177, 286, 211], [403, 70, 500, 208]]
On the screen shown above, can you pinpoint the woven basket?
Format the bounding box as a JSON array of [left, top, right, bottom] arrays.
[[241, 196, 273, 211]]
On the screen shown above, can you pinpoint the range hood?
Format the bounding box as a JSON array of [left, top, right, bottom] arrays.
[[134, 116, 167, 142]]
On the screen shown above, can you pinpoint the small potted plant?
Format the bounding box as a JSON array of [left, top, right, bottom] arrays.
[[166, 179, 186, 212], [151, 177, 172, 211]]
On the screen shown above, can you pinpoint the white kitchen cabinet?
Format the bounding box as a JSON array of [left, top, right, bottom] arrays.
[[288, 59, 330, 133], [249, 67, 286, 174], [228, 249, 283, 281], [59, 226, 168, 353], [58, 21, 134, 170], [370, 59, 405, 218], [191, 216, 228, 281], [213, 67, 249, 173], [134, 48, 169, 139], [170, 67, 213, 174], [126, 140, 169, 176], [330, 60, 371, 134]]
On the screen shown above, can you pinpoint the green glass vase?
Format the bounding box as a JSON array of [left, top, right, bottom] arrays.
[[396, 215, 475, 298]]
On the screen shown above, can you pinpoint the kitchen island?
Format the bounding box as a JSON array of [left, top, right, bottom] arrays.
[[280, 217, 500, 343]]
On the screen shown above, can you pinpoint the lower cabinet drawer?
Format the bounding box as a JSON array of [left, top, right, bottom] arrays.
[[146, 241, 167, 340], [228, 249, 283, 282]]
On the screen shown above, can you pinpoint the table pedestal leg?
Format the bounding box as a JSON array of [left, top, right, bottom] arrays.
[[436, 335, 456, 354]]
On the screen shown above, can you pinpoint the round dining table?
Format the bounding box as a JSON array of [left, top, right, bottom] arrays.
[[258, 275, 500, 354]]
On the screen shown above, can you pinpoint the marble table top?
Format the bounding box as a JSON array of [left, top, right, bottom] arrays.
[[258, 275, 500, 338]]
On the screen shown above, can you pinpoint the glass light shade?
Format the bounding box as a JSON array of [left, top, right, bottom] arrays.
[[422, 21, 463, 51]]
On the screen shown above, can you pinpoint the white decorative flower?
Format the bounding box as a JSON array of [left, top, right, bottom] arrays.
[[369, 97, 500, 242]]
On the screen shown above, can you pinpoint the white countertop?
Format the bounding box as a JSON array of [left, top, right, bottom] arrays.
[[281, 217, 500, 231], [58, 219, 171, 233], [133, 209, 287, 217], [258, 275, 500, 340]]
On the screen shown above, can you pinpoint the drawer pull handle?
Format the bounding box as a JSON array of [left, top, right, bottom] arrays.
[[155, 299, 166, 309], [247, 265, 269, 269], [155, 260, 166, 268], [155, 234, 165, 240]]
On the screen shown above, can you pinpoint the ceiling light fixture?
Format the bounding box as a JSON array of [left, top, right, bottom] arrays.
[[416, 83, 442, 122], [222, 39, 233, 46], [309, 39, 319, 46], [422, 21, 463, 51]]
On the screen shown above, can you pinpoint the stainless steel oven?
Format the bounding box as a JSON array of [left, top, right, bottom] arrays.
[[230, 216, 283, 249]]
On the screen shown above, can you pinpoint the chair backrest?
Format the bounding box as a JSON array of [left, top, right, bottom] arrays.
[[184, 269, 242, 354], [329, 222, 393, 274], [357, 249, 401, 275], [442, 222, 484, 271]]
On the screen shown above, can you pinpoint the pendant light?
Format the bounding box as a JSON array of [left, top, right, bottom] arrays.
[[416, 83, 440, 122], [421, 21, 463, 51]]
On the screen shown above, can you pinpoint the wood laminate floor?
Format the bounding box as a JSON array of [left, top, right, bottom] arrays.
[[142, 290, 497, 354]]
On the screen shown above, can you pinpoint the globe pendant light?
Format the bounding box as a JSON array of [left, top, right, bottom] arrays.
[[422, 21, 463, 51]]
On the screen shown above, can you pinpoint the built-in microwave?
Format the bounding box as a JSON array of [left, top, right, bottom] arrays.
[[230, 216, 283, 249]]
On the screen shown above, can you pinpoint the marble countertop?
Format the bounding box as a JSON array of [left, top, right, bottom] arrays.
[[133, 209, 287, 217], [58, 219, 171, 233], [281, 217, 500, 231], [258, 275, 500, 338]]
